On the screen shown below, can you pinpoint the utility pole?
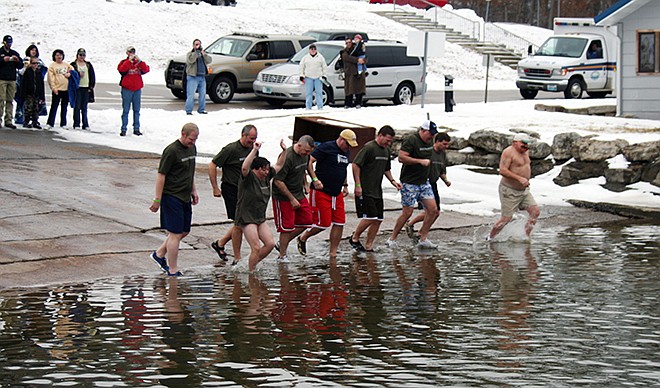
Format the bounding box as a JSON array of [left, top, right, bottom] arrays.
[[557, 0, 561, 17]]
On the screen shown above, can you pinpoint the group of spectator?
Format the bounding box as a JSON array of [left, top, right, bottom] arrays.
[[1, 34, 150, 136], [0, 35, 96, 131]]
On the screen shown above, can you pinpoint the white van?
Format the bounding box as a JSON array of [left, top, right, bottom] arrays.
[[516, 17, 619, 99], [253, 41, 424, 106]]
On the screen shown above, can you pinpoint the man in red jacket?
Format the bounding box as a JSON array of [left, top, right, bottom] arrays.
[[117, 46, 149, 137]]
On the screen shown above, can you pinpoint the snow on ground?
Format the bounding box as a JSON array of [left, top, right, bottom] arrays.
[[3, 0, 660, 215]]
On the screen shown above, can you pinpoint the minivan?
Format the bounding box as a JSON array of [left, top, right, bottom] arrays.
[[252, 41, 423, 107]]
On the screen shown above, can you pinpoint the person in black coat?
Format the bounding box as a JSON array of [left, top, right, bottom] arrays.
[[20, 57, 45, 129]]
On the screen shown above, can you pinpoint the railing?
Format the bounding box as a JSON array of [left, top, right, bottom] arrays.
[[484, 23, 539, 55], [416, 6, 481, 40]]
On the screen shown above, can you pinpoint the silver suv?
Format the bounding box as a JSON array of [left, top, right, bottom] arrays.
[[253, 41, 423, 106], [164, 33, 315, 103]]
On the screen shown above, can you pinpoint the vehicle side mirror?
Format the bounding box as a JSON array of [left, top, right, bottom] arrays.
[[527, 45, 533, 55], [334, 60, 343, 70], [247, 54, 258, 61]]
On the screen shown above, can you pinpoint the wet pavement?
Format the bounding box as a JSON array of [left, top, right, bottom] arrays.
[[0, 127, 629, 290]]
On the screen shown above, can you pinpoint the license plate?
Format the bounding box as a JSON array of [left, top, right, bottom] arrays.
[[547, 84, 557, 91], [262, 86, 272, 94], [174, 79, 183, 87]]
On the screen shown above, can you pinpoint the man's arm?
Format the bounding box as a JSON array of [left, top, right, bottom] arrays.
[[352, 162, 362, 197], [242, 142, 260, 177], [384, 170, 402, 190], [149, 173, 166, 212], [208, 161, 222, 197], [307, 155, 323, 191], [398, 150, 430, 167], [273, 179, 300, 209]]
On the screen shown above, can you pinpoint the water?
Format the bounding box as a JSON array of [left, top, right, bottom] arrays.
[[0, 222, 658, 386]]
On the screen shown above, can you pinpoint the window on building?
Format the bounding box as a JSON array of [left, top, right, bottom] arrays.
[[637, 30, 659, 74]]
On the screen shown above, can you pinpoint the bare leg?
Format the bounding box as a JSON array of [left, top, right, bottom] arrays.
[[524, 205, 540, 236], [390, 207, 414, 241], [243, 223, 275, 271], [364, 221, 381, 250], [278, 227, 305, 257], [418, 198, 439, 241], [300, 227, 323, 243], [163, 232, 187, 274], [352, 219, 372, 241], [489, 216, 512, 239], [408, 212, 425, 228], [230, 226, 243, 261], [328, 225, 343, 256]]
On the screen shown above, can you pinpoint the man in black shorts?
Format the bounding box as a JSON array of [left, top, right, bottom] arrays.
[[208, 124, 258, 263], [149, 123, 199, 277], [349, 125, 401, 252]]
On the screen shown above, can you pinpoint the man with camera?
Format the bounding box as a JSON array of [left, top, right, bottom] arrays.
[[117, 45, 149, 136], [185, 39, 211, 116]]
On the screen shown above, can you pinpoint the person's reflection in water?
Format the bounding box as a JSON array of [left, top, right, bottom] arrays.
[[349, 252, 386, 340], [45, 286, 104, 361], [156, 277, 200, 387], [490, 243, 539, 369]]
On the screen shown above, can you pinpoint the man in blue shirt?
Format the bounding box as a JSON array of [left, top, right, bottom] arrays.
[[298, 129, 357, 257]]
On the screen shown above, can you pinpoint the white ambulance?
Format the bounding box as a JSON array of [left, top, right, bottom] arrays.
[[516, 17, 619, 99]]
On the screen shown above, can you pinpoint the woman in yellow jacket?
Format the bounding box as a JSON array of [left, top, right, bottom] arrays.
[[46, 49, 72, 128]]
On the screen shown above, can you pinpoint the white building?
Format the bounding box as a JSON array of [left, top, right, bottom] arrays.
[[595, 0, 660, 120]]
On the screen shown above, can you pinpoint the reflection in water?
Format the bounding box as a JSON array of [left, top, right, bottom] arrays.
[[0, 222, 658, 386]]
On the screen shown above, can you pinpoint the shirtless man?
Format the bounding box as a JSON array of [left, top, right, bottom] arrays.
[[488, 133, 540, 240]]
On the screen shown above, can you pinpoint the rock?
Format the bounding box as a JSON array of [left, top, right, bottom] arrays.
[[573, 138, 629, 162], [445, 150, 468, 166], [534, 104, 566, 113], [467, 130, 511, 153], [622, 140, 660, 162], [529, 142, 552, 159], [465, 151, 500, 168], [553, 161, 608, 186], [448, 137, 469, 150], [531, 159, 555, 177], [552, 132, 581, 161], [604, 165, 642, 185], [587, 105, 617, 116], [641, 157, 660, 187]]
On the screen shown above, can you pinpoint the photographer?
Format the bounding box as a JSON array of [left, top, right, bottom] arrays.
[[117, 45, 149, 136], [185, 39, 211, 115]]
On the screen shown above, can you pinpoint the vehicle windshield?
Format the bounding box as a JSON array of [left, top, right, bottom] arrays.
[[205, 37, 252, 57], [304, 31, 331, 41], [535, 37, 588, 58], [289, 44, 340, 65]]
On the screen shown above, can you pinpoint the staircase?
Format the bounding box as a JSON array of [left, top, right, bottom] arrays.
[[373, 10, 523, 69]]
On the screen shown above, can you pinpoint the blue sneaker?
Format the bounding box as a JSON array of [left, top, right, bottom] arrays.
[[167, 270, 183, 277], [150, 251, 168, 273]]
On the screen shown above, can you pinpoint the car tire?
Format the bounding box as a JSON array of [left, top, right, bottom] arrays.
[[210, 76, 235, 103], [564, 78, 584, 99], [393, 82, 414, 105], [265, 98, 285, 107], [519, 89, 538, 99], [171, 88, 186, 100]]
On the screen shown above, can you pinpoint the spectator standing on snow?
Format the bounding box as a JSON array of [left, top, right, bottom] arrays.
[[20, 56, 45, 129], [46, 49, 72, 129], [0, 35, 23, 129], [70, 48, 96, 130], [118, 45, 149, 136]]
